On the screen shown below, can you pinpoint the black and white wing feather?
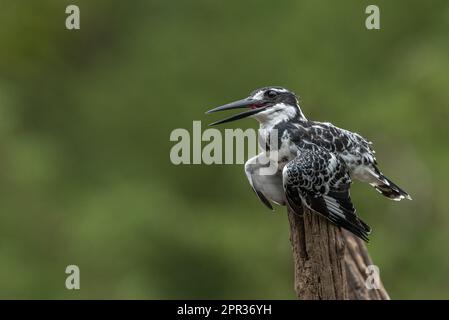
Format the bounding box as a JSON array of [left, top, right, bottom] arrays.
[[282, 148, 371, 241]]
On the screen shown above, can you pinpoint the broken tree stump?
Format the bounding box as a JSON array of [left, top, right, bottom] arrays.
[[287, 206, 390, 300]]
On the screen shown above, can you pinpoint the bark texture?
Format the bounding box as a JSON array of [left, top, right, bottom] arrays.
[[287, 206, 390, 300]]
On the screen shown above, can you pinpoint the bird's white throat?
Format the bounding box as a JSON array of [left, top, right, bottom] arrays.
[[252, 103, 302, 154], [254, 103, 304, 131]]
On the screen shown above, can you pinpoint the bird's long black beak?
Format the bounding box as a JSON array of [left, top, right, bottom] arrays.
[[206, 98, 266, 126]]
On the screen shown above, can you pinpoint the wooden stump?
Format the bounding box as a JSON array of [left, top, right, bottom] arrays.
[[287, 206, 390, 300]]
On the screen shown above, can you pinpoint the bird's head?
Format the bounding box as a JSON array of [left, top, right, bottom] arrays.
[[206, 86, 305, 126]]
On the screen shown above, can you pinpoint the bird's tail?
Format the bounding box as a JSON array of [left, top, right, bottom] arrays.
[[370, 173, 411, 201]]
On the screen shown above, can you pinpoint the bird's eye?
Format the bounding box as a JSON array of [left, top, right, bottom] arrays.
[[266, 90, 278, 99]]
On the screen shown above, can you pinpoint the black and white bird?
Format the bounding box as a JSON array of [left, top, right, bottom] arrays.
[[207, 86, 411, 241]]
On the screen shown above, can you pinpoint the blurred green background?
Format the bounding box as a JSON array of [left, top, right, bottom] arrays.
[[0, 0, 448, 299]]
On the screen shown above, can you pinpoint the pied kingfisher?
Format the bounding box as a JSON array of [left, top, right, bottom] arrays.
[[206, 86, 411, 241]]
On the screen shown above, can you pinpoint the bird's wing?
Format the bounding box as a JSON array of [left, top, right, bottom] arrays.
[[304, 121, 377, 165], [282, 147, 371, 241], [244, 153, 286, 210]]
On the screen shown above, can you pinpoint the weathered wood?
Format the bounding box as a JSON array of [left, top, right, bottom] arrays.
[[287, 206, 390, 300]]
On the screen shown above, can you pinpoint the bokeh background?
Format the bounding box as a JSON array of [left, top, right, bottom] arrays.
[[0, 0, 448, 299]]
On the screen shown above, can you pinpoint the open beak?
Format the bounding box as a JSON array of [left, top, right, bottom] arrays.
[[205, 98, 267, 126]]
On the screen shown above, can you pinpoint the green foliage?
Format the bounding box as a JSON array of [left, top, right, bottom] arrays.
[[0, 0, 448, 299]]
